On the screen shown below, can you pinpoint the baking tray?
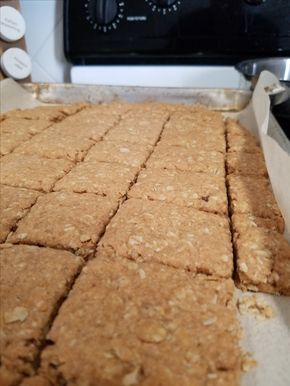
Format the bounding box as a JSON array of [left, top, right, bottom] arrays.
[[2, 80, 290, 386], [22, 82, 251, 111]]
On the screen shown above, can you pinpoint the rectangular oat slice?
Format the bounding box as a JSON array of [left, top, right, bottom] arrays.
[[0, 244, 83, 386], [105, 111, 168, 145], [0, 128, 31, 156], [54, 161, 138, 200], [160, 130, 226, 153], [226, 120, 261, 154], [0, 185, 42, 242], [164, 111, 225, 137], [8, 192, 118, 258], [2, 104, 83, 122], [54, 112, 119, 142], [232, 214, 290, 295], [99, 198, 233, 278], [1, 118, 52, 136], [0, 154, 73, 192], [226, 151, 268, 177], [227, 175, 284, 229], [146, 142, 225, 176], [129, 168, 228, 215], [84, 140, 152, 168], [14, 126, 95, 162], [30, 257, 240, 386]]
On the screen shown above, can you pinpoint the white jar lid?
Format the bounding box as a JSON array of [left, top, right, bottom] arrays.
[[0, 6, 26, 42], [1, 48, 31, 80]]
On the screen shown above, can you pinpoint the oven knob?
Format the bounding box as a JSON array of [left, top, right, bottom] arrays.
[[152, 0, 176, 6], [244, 0, 266, 5], [88, 0, 118, 25], [146, 0, 180, 13]]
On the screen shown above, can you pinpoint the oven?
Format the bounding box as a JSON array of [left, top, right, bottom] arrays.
[[64, 0, 290, 135]]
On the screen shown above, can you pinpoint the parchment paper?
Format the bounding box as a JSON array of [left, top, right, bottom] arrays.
[[1, 76, 289, 386], [227, 71, 290, 386]]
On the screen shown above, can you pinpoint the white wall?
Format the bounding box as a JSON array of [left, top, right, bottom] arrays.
[[20, 0, 70, 83]]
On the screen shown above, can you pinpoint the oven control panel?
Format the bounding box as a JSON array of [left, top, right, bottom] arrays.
[[64, 0, 290, 64]]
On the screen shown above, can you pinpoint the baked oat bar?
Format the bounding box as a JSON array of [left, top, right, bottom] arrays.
[[2, 104, 83, 122], [0, 185, 41, 242], [129, 168, 228, 215], [99, 198, 233, 278], [146, 143, 225, 176], [55, 113, 119, 142], [227, 175, 283, 228], [54, 161, 138, 200], [1, 118, 52, 136], [14, 126, 94, 162], [29, 257, 240, 386], [105, 111, 168, 145], [0, 154, 73, 192], [232, 214, 290, 295], [165, 110, 225, 136], [226, 120, 261, 154], [8, 192, 118, 258], [160, 129, 226, 153], [0, 244, 83, 386], [85, 140, 152, 167], [226, 151, 268, 177]]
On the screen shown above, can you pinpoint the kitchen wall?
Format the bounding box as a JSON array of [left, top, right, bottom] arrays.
[[20, 0, 70, 83]]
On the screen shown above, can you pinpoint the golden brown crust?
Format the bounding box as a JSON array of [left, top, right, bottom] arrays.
[[227, 175, 283, 226], [85, 140, 152, 167], [226, 151, 268, 177], [0, 154, 73, 192], [54, 161, 138, 200], [0, 185, 42, 242], [232, 214, 290, 295], [33, 257, 240, 386], [129, 168, 228, 215], [0, 244, 83, 386], [99, 198, 233, 278], [8, 192, 118, 257], [146, 143, 225, 175]]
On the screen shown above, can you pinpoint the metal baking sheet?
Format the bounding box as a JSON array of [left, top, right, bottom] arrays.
[[2, 80, 289, 386], [22, 82, 251, 111]]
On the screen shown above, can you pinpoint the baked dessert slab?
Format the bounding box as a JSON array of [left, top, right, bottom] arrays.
[[14, 126, 95, 162], [129, 168, 228, 215], [54, 161, 138, 200], [85, 140, 152, 167], [226, 151, 268, 177], [0, 154, 73, 192], [0, 244, 83, 386], [8, 192, 118, 258], [227, 175, 284, 228], [232, 214, 290, 295], [99, 198, 233, 278], [146, 143, 225, 176], [160, 130, 226, 154], [30, 257, 240, 386], [0, 185, 41, 243]]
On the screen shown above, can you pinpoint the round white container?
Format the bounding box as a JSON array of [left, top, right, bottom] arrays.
[[0, 5, 26, 42], [1, 47, 31, 79]]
